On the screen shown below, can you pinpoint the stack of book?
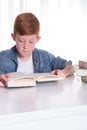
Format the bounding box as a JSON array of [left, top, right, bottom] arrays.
[[79, 60, 87, 69], [78, 60, 87, 83]]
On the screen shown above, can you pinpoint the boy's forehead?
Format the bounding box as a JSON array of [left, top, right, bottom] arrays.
[[16, 34, 37, 39]]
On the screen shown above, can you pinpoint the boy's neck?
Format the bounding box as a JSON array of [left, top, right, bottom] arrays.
[[17, 54, 32, 61]]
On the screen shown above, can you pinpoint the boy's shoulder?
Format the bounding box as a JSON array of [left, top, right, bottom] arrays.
[[0, 49, 10, 56], [34, 48, 51, 55], [0, 46, 16, 57]]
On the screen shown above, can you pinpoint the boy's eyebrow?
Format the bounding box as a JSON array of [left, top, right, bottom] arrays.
[[29, 39, 36, 41]]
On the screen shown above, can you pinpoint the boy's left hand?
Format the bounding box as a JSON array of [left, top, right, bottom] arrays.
[[50, 70, 66, 78]]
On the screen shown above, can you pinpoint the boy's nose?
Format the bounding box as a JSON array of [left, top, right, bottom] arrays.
[[23, 42, 29, 48]]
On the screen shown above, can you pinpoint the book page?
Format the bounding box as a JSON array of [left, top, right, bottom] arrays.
[[75, 69, 87, 76], [8, 72, 32, 81], [34, 74, 64, 82], [8, 72, 51, 81], [8, 72, 64, 81]]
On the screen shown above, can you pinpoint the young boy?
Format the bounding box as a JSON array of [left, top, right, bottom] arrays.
[[0, 12, 74, 87]]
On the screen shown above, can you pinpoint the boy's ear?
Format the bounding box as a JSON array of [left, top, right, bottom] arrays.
[[11, 33, 15, 41], [37, 36, 41, 42]]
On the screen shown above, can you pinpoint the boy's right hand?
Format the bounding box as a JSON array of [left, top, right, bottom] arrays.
[[0, 74, 10, 87]]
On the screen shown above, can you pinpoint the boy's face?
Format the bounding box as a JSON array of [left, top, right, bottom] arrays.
[[11, 33, 40, 60]]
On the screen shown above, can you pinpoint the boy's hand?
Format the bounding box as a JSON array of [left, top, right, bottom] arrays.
[[50, 70, 66, 78], [0, 74, 10, 87]]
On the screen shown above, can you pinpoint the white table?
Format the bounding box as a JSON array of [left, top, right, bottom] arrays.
[[0, 75, 87, 130]]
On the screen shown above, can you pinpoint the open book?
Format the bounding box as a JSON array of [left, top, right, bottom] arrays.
[[6, 72, 64, 87]]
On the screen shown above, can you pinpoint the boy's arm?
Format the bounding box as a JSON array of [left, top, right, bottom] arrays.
[[51, 64, 75, 78]]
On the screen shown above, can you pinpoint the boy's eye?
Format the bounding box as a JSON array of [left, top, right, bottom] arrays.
[[29, 42, 33, 44], [18, 39, 24, 42], [29, 40, 36, 44]]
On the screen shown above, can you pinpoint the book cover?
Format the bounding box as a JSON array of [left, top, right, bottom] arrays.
[[79, 60, 87, 69]]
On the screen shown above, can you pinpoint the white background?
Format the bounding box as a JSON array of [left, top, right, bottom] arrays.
[[0, 0, 87, 64]]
